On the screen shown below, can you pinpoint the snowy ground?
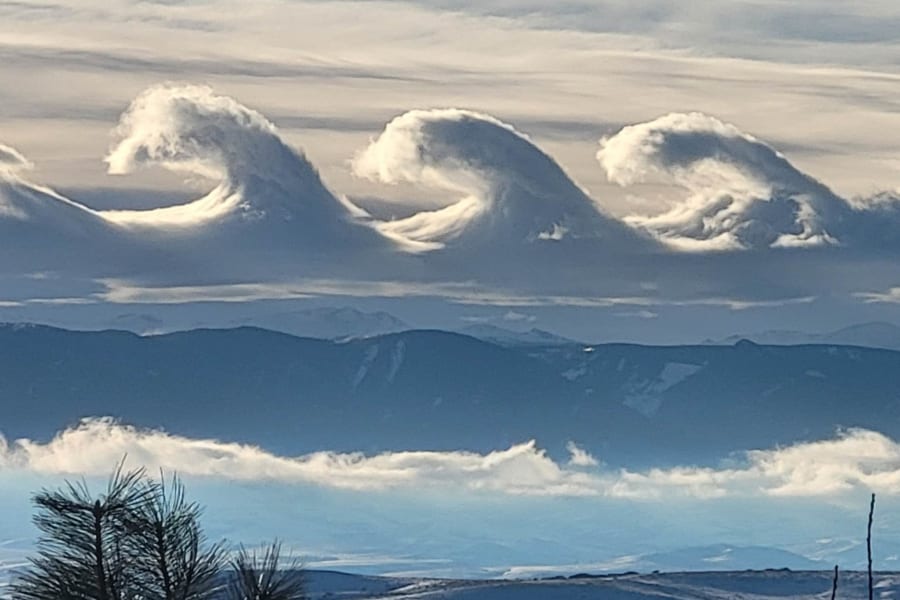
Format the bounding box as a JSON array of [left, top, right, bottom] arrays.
[[304, 569, 898, 599], [3, 564, 896, 599]]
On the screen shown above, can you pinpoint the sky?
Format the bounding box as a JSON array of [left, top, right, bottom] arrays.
[[2, 1, 900, 341]]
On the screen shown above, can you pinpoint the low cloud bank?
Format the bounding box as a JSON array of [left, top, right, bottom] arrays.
[[3, 419, 899, 500]]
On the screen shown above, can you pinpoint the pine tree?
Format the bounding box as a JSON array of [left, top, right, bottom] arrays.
[[12, 462, 152, 600], [228, 541, 306, 600]]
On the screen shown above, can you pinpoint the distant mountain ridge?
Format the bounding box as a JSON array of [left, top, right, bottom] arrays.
[[3, 306, 411, 340], [4, 324, 900, 466], [229, 306, 409, 340], [705, 321, 900, 351], [457, 324, 578, 347]]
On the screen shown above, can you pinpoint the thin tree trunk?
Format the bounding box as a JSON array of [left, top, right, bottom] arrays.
[[830, 565, 838, 600], [868, 493, 875, 600]]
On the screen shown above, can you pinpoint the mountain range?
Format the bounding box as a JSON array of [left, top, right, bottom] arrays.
[[3, 324, 900, 466]]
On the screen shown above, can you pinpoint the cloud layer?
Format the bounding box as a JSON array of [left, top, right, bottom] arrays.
[[3, 84, 900, 311], [3, 419, 900, 500]]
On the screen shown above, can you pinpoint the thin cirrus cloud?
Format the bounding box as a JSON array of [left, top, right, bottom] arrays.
[[2, 418, 900, 501]]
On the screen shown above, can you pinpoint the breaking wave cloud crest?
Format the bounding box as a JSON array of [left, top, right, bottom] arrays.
[[353, 109, 640, 249], [101, 84, 365, 231], [4, 82, 900, 295], [3, 419, 900, 500], [0, 84, 390, 277], [597, 112, 900, 251]]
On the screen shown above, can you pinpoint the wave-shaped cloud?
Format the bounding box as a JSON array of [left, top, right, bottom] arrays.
[[0, 85, 395, 278], [597, 113, 851, 251], [102, 84, 366, 233], [2, 419, 898, 500], [354, 109, 642, 250], [5, 84, 900, 308]]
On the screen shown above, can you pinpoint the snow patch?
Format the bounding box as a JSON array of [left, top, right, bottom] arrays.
[[623, 362, 704, 416], [353, 345, 380, 388], [387, 340, 406, 382]]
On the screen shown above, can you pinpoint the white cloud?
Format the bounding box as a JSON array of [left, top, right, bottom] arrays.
[[566, 441, 600, 467], [94, 277, 815, 311], [615, 310, 658, 319], [856, 287, 900, 304], [502, 311, 536, 323], [101, 83, 368, 232], [0, 144, 32, 177], [597, 112, 846, 250], [0, 419, 600, 497], [353, 108, 638, 248], [597, 112, 900, 253], [5, 419, 900, 501], [1, 74, 900, 312]]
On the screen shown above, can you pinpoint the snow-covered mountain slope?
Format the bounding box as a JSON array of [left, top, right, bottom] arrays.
[[230, 306, 409, 340], [458, 324, 578, 347]]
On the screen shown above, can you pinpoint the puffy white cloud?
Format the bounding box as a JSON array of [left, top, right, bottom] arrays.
[[106, 84, 279, 180], [5, 419, 900, 501], [598, 112, 847, 250], [0, 419, 599, 497], [566, 441, 600, 467]]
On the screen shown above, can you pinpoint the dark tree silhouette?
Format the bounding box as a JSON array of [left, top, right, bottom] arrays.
[[228, 541, 306, 600], [130, 473, 225, 600], [12, 462, 152, 600], [12, 463, 229, 600]]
